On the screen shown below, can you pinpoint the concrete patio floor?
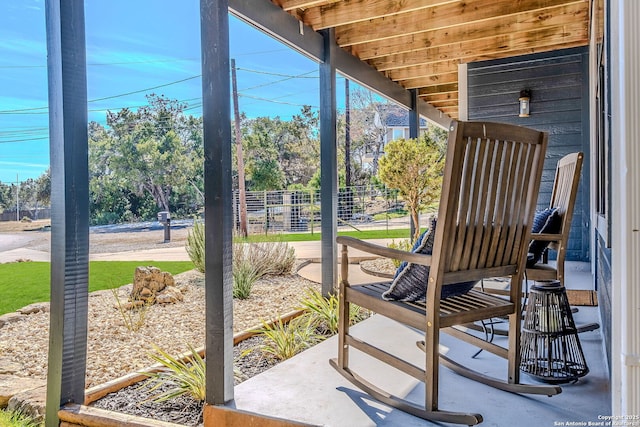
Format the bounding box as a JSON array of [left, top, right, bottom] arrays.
[[230, 263, 610, 427]]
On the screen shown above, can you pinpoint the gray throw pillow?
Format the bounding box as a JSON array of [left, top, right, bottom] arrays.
[[382, 218, 477, 302]]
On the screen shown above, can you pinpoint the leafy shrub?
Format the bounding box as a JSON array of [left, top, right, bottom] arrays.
[[186, 220, 205, 273], [255, 315, 324, 361], [387, 238, 413, 268], [232, 260, 259, 299], [298, 287, 369, 335], [143, 344, 206, 402]]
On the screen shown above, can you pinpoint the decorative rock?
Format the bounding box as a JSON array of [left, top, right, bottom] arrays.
[[163, 272, 175, 287], [122, 300, 145, 310], [128, 266, 181, 307], [147, 279, 164, 293], [155, 286, 184, 304], [7, 383, 47, 424], [0, 313, 24, 329], [17, 302, 49, 315], [0, 374, 46, 409], [131, 266, 174, 299]]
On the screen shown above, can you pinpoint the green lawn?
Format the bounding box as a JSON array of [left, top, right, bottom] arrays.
[[0, 261, 194, 315], [1, 228, 414, 315]]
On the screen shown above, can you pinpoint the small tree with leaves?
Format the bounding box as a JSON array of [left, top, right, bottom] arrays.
[[378, 133, 445, 241]]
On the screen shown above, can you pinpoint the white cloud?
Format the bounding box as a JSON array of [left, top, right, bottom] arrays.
[[0, 161, 48, 168]]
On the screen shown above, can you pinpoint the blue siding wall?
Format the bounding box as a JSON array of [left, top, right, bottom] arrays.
[[596, 232, 612, 374], [467, 47, 590, 262]]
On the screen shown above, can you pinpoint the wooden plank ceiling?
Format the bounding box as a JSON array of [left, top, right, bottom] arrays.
[[271, 0, 591, 119]]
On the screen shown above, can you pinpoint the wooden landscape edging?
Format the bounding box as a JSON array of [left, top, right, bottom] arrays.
[[83, 309, 307, 405], [59, 403, 184, 427], [203, 404, 318, 427]]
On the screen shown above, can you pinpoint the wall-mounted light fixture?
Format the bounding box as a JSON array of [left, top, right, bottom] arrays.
[[519, 89, 531, 117]]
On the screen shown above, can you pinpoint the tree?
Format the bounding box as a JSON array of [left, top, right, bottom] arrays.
[[348, 88, 392, 177], [35, 169, 51, 208], [0, 182, 11, 211], [242, 106, 319, 190], [378, 133, 446, 241], [97, 94, 203, 214]]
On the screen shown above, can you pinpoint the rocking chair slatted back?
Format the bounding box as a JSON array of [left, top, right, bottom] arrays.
[[433, 122, 546, 298]]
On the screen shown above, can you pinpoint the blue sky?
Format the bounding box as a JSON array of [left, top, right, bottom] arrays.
[[0, 0, 351, 184]]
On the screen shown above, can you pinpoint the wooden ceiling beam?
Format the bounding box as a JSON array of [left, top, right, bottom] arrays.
[[299, 0, 458, 30], [273, 0, 337, 12], [341, 0, 588, 50], [438, 106, 459, 115], [398, 72, 458, 90], [419, 83, 459, 95], [422, 92, 458, 103], [429, 99, 459, 108], [386, 61, 459, 81], [383, 23, 588, 80], [459, 39, 589, 64]]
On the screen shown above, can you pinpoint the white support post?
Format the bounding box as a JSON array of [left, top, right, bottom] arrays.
[[458, 63, 468, 121], [611, 0, 640, 416]]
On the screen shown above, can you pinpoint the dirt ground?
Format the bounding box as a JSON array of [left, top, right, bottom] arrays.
[[0, 219, 192, 254], [0, 219, 51, 233]]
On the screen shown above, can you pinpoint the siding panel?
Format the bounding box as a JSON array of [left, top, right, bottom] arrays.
[[467, 47, 590, 262], [597, 232, 612, 373]]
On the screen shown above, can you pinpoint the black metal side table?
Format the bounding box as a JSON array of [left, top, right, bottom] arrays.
[[520, 280, 589, 383]]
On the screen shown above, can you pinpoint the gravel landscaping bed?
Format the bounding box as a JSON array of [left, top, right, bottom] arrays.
[[0, 268, 319, 389]]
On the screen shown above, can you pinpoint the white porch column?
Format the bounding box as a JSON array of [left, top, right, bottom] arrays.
[[611, 0, 640, 415], [458, 63, 468, 121]]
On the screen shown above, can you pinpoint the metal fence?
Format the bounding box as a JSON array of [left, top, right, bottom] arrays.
[[233, 185, 404, 235], [0, 208, 51, 222]]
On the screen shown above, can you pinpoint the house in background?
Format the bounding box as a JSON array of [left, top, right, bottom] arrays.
[[379, 104, 429, 144], [360, 104, 431, 169]]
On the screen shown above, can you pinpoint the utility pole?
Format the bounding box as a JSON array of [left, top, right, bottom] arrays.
[[231, 59, 248, 237], [16, 174, 19, 222]]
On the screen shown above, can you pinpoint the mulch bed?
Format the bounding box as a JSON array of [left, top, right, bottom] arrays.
[[90, 336, 278, 427]]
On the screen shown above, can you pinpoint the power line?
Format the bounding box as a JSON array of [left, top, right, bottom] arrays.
[[0, 68, 317, 115], [0, 76, 202, 114], [0, 136, 49, 144], [240, 70, 317, 91], [0, 48, 290, 69], [238, 93, 318, 109], [236, 67, 317, 79], [0, 58, 199, 69], [88, 75, 201, 103]]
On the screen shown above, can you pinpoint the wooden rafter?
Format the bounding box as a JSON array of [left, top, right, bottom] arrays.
[[299, 0, 459, 29]]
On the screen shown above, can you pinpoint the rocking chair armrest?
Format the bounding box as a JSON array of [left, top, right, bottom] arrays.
[[530, 232, 563, 242], [336, 236, 433, 266]]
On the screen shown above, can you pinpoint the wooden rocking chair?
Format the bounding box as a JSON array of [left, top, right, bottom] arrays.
[[330, 120, 562, 425], [525, 152, 583, 286]]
